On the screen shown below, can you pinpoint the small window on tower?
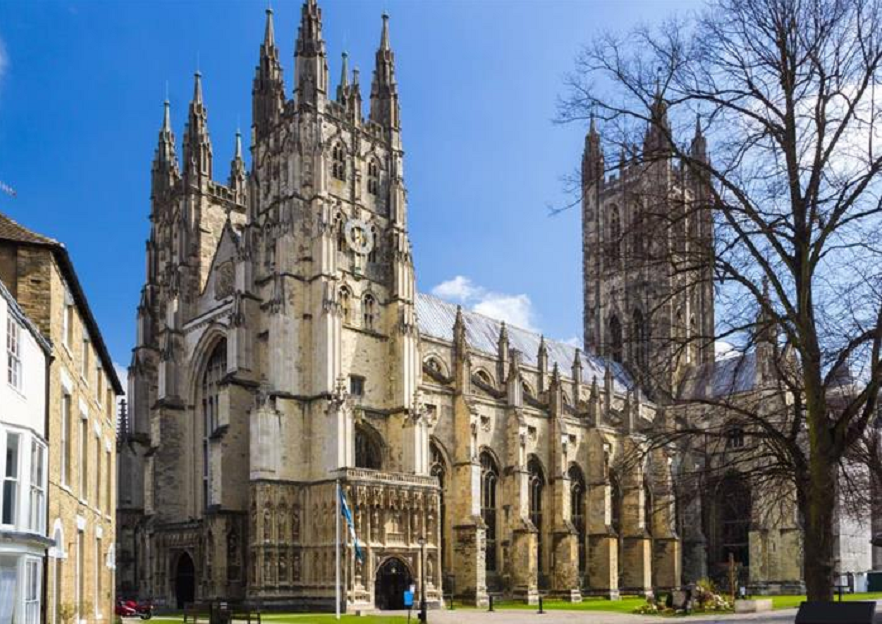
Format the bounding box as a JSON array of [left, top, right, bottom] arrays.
[[362, 294, 376, 330], [367, 159, 379, 195], [332, 143, 346, 181], [349, 375, 365, 397], [340, 286, 352, 324]]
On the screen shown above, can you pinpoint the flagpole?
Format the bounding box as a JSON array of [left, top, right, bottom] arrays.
[[336, 478, 341, 620]]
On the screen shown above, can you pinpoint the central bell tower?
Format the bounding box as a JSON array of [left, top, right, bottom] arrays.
[[581, 103, 715, 398]]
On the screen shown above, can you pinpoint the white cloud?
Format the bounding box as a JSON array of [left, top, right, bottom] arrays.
[[562, 336, 582, 348], [715, 340, 738, 360], [431, 276, 540, 332]]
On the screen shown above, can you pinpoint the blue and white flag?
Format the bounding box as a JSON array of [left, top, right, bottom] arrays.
[[339, 485, 364, 562]]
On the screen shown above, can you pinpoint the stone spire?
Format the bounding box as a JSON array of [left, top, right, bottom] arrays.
[[229, 129, 247, 200], [253, 8, 285, 139], [369, 13, 400, 130], [183, 71, 213, 183], [582, 115, 604, 188], [336, 51, 349, 101], [152, 99, 179, 196], [294, 0, 328, 107], [690, 114, 707, 163], [643, 86, 672, 159]]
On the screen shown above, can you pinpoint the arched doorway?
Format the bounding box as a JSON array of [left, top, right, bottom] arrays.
[[174, 552, 196, 609], [375, 557, 412, 610]]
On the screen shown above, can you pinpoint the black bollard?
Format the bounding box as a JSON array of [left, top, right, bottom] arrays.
[[488, 595, 494, 612], [538, 596, 545, 614]]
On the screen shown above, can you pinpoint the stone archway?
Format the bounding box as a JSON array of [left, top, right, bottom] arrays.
[[374, 556, 413, 610], [173, 552, 196, 609]]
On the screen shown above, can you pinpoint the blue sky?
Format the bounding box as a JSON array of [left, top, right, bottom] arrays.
[[0, 0, 699, 376]]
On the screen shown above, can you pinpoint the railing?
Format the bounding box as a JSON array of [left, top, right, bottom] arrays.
[[337, 467, 439, 489]]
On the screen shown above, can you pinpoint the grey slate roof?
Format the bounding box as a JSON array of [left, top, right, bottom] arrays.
[[678, 351, 758, 400], [415, 292, 633, 393]]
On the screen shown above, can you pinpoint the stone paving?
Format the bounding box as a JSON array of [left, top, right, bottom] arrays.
[[388, 603, 882, 624]]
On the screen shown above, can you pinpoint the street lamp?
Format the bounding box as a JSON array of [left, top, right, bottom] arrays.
[[417, 535, 427, 623]]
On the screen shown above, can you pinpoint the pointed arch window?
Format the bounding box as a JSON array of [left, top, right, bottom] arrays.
[[430, 443, 448, 569], [480, 451, 499, 573], [568, 465, 587, 576], [609, 470, 622, 536], [332, 143, 346, 181], [528, 457, 545, 573], [607, 206, 622, 263], [201, 339, 227, 510], [340, 286, 352, 324], [355, 425, 383, 470], [632, 309, 648, 371], [362, 294, 376, 331], [609, 315, 623, 363], [336, 217, 347, 253], [367, 159, 380, 195], [631, 207, 645, 260], [368, 225, 379, 264]]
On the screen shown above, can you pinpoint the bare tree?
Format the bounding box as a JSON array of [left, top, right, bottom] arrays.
[[559, 0, 882, 600]]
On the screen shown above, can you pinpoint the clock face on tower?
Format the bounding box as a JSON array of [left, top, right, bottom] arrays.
[[344, 219, 374, 255]]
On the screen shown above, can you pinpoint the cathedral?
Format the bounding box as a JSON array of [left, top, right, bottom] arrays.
[[115, 0, 876, 611]]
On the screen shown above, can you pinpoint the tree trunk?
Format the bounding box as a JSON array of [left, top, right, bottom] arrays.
[[802, 445, 837, 601]]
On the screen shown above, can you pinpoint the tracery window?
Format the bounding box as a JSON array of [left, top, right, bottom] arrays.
[[568, 465, 587, 575], [644, 481, 654, 535], [227, 529, 240, 581], [340, 286, 352, 324], [201, 339, 227, 510], [528, 457, 545, 572], [368, 225, 379, 264], [609, 471, 622, 535], [367, 159, 380, 195], [355, 425, 382, 470], [332, 143, 346, 181], [632, 309, 647, 371], [607, 206, 622, 263], [707, 473, 751, 569], [362, 294, 376, 331], [726, 425, 746, 449], [480, 451, 499, 573], [609, 315, 623, 363]]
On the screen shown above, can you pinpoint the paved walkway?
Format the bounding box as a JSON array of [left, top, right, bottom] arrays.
[[386, 603, 882, 624]]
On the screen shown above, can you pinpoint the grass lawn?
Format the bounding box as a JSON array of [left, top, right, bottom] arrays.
[[771, 592, 882, 610]]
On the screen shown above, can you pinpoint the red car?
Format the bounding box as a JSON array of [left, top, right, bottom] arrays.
[[115, 599, 153, 620]]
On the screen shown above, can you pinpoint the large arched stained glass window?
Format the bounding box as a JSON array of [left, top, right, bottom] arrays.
[[568, 465, 587, 576], [201, 339, 227, 510], [480, 451, 499, 573], [528, 457, 545, 573]]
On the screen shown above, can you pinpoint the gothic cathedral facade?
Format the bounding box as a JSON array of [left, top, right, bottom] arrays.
[[117, 0, 869, 611]]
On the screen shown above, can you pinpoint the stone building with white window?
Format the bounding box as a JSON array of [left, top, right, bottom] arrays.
[[0, 212, 123, 624], [0, 277, 51, 624], [115, 0, 875, 612]]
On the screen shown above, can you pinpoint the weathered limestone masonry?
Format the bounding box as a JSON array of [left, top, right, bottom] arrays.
[[0, 214, 124, 624], [116, 0, 877, 611]]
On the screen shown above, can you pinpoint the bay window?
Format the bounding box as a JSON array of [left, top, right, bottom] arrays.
[[2, 432, 20, 525]]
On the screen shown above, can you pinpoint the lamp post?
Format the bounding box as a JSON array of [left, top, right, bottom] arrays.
[[418, 535, 427, 623]]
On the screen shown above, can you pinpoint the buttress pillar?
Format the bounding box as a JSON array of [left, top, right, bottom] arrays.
[[450, 459, 488, 606], [621, 470, 652, 597], [510, 464, 539, 604], [587, 481, 619, 598]]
